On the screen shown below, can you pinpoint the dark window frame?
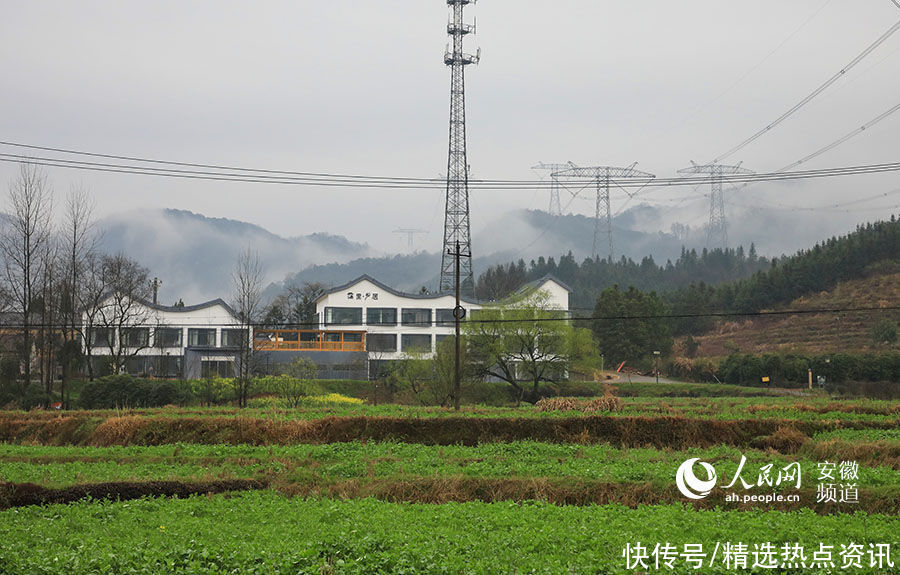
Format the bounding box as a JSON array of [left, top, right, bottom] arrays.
[[401, 334, 432, 353], [366, 307, 398, 326], [366, 333, 398, 353], [154, 327, 183, 348], [325, 307, 363, 326], [187, 328, 217, 347], [401, 308, 432, 327]]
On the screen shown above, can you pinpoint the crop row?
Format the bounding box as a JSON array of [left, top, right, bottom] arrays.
[[0, 492, 897, 574], [4, 395, 898, 423], [1, 441, 896, 489]]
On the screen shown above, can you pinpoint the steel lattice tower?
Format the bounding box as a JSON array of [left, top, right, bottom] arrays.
[[439, 0, 479, 295], [532, 162, 577, 216], [555, 164, 655, 261], [678, 161, 754, 249]]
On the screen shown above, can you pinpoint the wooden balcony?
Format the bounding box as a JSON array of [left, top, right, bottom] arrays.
[[253, 329, 366, 352]]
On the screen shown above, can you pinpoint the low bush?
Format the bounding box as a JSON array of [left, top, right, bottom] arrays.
[[79, 375, 193, 409]]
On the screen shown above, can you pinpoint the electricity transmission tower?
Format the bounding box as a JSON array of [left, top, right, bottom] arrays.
[[393, 228, 428, 250], [439, 0, 480, 296], [532, 162, 577, 216], [555, 164, 655, 261], [678, 161, 754, 249]]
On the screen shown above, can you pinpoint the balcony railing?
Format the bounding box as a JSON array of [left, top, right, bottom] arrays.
[[253, 329, 366, 352]]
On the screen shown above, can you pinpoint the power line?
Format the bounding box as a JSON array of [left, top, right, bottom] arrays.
[[777, 100, 900, 173], [3, 152, 900, 190], [32, 304, 898, 332], [716, 100, 900, 212], [714, 18, 900, 163]]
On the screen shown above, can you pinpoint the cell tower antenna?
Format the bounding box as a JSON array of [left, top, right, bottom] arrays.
[[555, 164, 655, 261], [393, 228, 428, 250], [532, 162, 578, 216], [678, 161, 755, 249], [439, 0, 480, 296]]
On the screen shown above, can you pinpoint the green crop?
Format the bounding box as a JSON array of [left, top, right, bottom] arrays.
[[2, 441, 896, 488], [0, 493, 897, 574]]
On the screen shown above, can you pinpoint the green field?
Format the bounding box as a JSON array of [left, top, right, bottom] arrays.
[[1, 386, 898, 573], [0, 493, 897, 574]]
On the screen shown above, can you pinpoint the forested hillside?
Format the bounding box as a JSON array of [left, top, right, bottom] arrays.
[[668, 216, 900, 335], [476, 244, 770, 309], [478, 215, 899, 319]]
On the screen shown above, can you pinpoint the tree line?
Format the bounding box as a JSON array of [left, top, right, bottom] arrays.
[[476, 215, 899, 366], [0, 164, 269, 409], [476, 243, 769, 310]]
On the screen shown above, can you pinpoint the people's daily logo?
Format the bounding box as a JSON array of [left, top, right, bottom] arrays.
[[676, 458, 717, 500]]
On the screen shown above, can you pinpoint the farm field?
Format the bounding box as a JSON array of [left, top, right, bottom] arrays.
[[1, 493, 899, 574], [1, 386, 898, 573]]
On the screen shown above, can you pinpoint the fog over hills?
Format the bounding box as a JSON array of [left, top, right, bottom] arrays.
[[97, 205, 871, 304], [97, 209, 373, 304]]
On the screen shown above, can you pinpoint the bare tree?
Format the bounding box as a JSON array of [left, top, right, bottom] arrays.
[[79, 252, 106, 381], [36, 237, 61, 404], [92, 253, 154, 375], [59, 186, 97, 401], [286, 281, 326, 327], [0, 163, 54, 396], [232, 246, 263, 407]]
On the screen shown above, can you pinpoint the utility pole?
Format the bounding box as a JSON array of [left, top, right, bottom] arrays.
[[678, 161, 754, 250], [447, 240, 470, 411], [439, 0, 480, 297], [150, 277, 162, 305]]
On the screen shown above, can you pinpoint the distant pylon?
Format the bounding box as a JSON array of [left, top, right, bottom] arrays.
[[555, 164, 655, 261], [439, 0, 480, 296], [532, 162, 577, 216], [678, 161, 755, 249], [393, 228, 428, 250]]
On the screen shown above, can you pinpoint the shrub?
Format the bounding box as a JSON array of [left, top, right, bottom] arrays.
[[79, 375, 192, 409], [871, 318, 898, 345]]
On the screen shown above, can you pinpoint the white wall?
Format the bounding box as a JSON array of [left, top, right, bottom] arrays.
[[316, 277, 569, 360]]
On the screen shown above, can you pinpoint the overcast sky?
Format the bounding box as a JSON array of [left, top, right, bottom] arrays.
[[2, 1, 899, 255]]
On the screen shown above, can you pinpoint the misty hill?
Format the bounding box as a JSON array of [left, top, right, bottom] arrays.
[[667, 216, 900, 337], [686, 216, 900, 313], [269, 252, 442, 298], [97, 209, 373, 304], [475, 209, 686, 265], [267, 208, 703, 298]]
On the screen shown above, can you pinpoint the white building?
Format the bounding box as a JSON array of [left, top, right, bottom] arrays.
[[83, 296, 243, 379], [313, 274, 571, 362], [80, 275, 571, 381]]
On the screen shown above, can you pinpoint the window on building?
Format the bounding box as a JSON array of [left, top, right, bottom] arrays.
[[401, 334, 432, 353], [401, 308, 432, 327], [188, 328, 216, 347], [435, 308, 464, 327], [125, 356, 148, 376], [343, 332, 363, 343], [154, 327, 182, 348], [366, 307, 397, 326], [201, 360, 235, 378], [366, 333, 397, 352], [88, 328, 112, 348], [324, 332, 342, 343], [325, 307, 363, 326], [221, 329, 247, 348], [435, 334, 452, 347], [151, 355, 182, 378], [122, 327, 149, 348]]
